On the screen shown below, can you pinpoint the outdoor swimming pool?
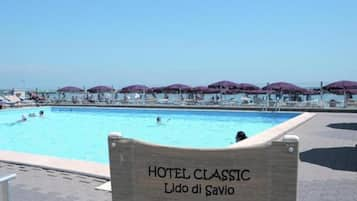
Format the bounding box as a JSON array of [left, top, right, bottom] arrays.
[[0, 107, 299, 163]]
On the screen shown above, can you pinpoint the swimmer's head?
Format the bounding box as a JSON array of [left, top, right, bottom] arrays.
[[236, 131, 247, 142], [156, 116, 161, 123]]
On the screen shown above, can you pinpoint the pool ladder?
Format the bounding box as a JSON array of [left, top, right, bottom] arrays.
[[262, 100, 281, 112]]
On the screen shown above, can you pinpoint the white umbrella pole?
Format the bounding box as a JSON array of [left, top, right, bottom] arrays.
[[265, 82, 269, 110], [343, 89, 347, 108], [265, 92, 268, 110], [179, 89, 182, 103], [143, 90, 146, 104], [320, 81, 324, 107]]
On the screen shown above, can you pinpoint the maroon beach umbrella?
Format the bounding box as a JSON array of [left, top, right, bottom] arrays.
[[191, 86, 220, 94], [237, 83, 260, 91], [120, 85, 151, 93], [345, 89, 357, 95], [262, 82, 305, 94], [243, 89, 275, 95], [323, 80, 357, 90], [222, 89, 240, 95], [57, 86, 84, 93], [163, 84, 191, 93], [329, 89, 357, 95], [208, 80, 239, 89], [302, 89, 320, 95], [151, 87, 165, 93], [87, 85, 114, 93], [324, 81, 357, 107]]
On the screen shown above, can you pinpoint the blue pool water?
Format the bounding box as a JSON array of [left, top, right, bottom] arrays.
[[0, 107, 299, 163]]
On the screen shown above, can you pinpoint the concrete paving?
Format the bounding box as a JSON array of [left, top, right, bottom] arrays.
[[0, 112, 356, 201], [286, 112, 357, 201], [0, 162, 111, 201]]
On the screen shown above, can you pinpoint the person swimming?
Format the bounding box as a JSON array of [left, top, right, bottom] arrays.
[[156, 116, 171, 125], [28, 113, 36, 117], [39, 110, 44, 117], [156, 116, 161, 124], [21, 115, 27, 122], [9, 115, 27, 126], [235, 131, 247, 142]]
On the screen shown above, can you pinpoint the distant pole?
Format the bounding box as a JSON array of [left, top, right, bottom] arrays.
[[111, 85, 114, 103], [320, 81, 324, 107], [21, 79, 26, 90], [265, 82, 269, 110], [217, 86, 221, 103], [343, 89, 347, 108]]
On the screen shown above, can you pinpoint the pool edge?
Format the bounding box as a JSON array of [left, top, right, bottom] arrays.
[[0, 150, 110, 179], [229, 112, 316, 148]]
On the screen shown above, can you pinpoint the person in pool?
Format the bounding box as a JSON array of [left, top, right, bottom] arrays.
[[28, 112, 36, 117], [20, 115, 27, 122], [235, 131, 247, 142], [39, 110, 44, 117], [156, 116, 171, 125], [156, 116, 161, 124], [9, 115, 27, 126]]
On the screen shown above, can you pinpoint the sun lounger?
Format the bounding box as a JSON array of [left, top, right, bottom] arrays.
[[0, 96, 5, 108], [157, 98, 169, 104], [195, 99, 210, 105], [183, 99, 195, 105], [144, 97, 157, 105], [0, 173, 16, 201], [2, 95, 21, 107], [240, 97, 252, 104], [4, 95, 21, 104], [347, 99, 357, 107], [299, 99, 320, 108], [220, 98, 237, 106]]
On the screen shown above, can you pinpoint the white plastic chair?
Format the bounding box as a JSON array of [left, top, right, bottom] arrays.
[[0, 174, 16, 201]]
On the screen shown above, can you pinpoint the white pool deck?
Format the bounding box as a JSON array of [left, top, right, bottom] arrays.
[[0, 151, 110, 179], [0, 112, 315, 179]]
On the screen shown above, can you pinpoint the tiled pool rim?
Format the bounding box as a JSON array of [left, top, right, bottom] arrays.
[[0, 108, 315, 179]]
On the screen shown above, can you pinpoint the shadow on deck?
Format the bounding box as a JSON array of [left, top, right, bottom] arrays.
[[300, 147, 357, 172], [327, 123, 357, 131]]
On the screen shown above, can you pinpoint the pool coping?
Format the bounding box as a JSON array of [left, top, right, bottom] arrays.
[[0, 108, 315, 179], [48, 103, 357, 113], [0, 151, 110, 179], [49, 105, 301, 115], [230, 112, 316, 148], [1, 105, 301, 115], [4, 102, 357, 113]]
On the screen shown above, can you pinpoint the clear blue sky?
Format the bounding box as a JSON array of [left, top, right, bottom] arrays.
[[0, 0, 356, 89]]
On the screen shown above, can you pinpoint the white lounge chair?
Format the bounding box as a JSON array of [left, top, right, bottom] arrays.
[[4, 96, 21, 104], [0, 174, 16, 201], [157, 98, 169, 104], [240, 97, 252, 104], [2, 96, 21, 107]]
